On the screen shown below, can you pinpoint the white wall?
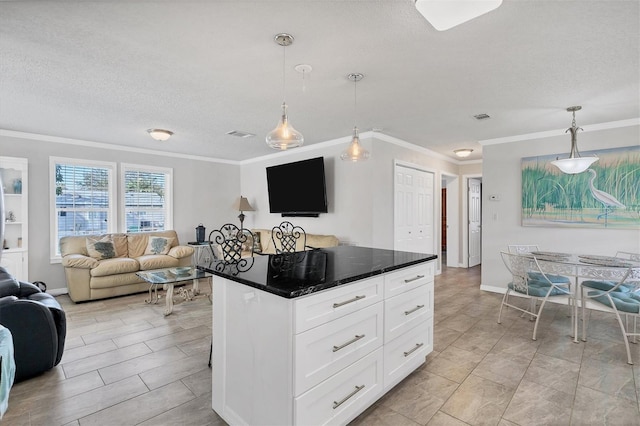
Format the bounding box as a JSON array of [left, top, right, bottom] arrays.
[[480, 124, 640, 293], [240, 134, 461, 263], [0, 133, 240, 291]]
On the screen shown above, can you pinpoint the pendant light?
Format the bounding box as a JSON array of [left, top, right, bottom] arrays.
[[266, 33, 304, 150], [551, 106, 598, 174], [341, 73, 370, 162]]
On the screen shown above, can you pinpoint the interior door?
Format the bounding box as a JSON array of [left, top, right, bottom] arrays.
[[468, 178, 482, 267], [394, 165, 434, 255]]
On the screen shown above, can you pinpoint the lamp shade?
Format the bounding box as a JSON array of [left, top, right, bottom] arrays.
[[341, 127, 370, 162], [266, 103, 304, 150], [234, 196, 255, 212], [550, 157, 598, 175]]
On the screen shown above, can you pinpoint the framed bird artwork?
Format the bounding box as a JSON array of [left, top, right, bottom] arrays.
[[521, 145, 640, 229]]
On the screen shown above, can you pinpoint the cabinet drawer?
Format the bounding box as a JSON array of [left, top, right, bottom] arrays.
[[384, 284, 432, 343], [384, 262, 433, 299], [384, 318, 432, 390], [294, 302, 383, 395], [294, 276, 383, 334], [295, 348, 383, 426]]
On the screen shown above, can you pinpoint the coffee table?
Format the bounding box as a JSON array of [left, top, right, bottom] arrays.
[[136, 267, 211, 316]]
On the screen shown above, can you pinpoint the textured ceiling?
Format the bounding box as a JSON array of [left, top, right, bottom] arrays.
[[1, 0, 638, 162]]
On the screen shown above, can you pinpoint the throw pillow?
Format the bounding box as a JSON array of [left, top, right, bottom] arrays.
[[86, 236, 116, 260], [144, 236, 174, 255], [252, 232, 262, 254]]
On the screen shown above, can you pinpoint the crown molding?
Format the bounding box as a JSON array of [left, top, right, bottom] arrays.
[[479, 118, 640, 146], [1, 128, 481, 166], [0, 129, 240, 165]]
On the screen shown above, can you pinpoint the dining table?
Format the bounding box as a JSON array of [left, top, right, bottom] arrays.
[[517, 251, 640, 343]]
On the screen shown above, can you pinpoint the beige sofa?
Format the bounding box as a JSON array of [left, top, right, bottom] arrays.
[[60, 230, 194, 302], [244, 229, 339, 257]]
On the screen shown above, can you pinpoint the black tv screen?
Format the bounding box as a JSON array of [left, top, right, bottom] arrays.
[[267, 157, 328, 216]]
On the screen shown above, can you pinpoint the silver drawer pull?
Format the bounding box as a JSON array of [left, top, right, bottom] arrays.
[[404, 304, 425, 315], [403, 274, 425, 283], [332, 334, 365, 352], [403, 342, 424, 357], [333, 295, 365, 308], [332, 385, 365, 409]]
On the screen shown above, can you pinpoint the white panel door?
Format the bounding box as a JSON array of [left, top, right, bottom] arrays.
[[394, 165, 434, 255], [468, 178, 482, 267]]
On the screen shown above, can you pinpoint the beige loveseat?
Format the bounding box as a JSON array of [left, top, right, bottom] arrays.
[[60, 230, 194, 302], [243, 229, 339, 257]]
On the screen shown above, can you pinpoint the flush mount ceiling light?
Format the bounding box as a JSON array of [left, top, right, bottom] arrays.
[[341, 73, 370, 162], [415, 0, 503, 31], [551, 106, 599, 174], [147, 129, 173, 141], [266, 33, 304, 150], [454, 148, 474, 158]]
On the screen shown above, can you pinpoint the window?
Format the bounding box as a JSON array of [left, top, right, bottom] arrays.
[[50, 157, 116, 261], [121, 164, 173, 233]]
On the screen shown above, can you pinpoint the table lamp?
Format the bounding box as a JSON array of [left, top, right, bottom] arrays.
[[234, 196, 254, 230]]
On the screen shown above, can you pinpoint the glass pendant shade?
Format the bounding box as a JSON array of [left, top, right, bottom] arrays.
[[266, 33, 303, 151], [550, 157, 598, 174], [266, 102, 304, 150], [551, 106, 598, 175], [341, 127, 370, 162]]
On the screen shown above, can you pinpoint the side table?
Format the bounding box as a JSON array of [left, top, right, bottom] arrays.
[[187, 242, 211, 267]]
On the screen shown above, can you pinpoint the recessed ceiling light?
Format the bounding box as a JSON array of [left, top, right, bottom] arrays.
[[226, 130, 255, 138], [473, 113, 491, 120], [147, 129, 173, 141]]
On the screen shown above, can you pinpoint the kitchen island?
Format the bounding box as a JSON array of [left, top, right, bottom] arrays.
[[199, 246, 437, 426]]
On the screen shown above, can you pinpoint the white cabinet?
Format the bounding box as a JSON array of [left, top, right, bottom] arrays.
[[212, 260, 434, 426], [0, 156, 28, 281]]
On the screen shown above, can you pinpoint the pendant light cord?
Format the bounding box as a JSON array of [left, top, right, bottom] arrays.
[[353, 76, 357, 127], [282, 44, 286, 104]]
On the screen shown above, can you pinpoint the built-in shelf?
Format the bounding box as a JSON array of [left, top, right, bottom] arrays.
[[2, 248, 26, 254], [1, 156, 28, 281]]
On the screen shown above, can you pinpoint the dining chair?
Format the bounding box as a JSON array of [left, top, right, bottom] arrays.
[[206, 224, 255, 368], [498, 251, 572, 340], [507, 244, 539, 254], [580, 267, 639, 364], [507, 245, 571, 285], [271, 221, 306, 254], [208, 223, 254, 263], [615, 251, 640, 262]]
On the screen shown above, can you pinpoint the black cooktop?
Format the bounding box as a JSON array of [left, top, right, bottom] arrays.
[[198, 245, 437, 298]]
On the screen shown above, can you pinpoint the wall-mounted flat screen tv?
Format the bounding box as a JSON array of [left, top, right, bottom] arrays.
[[266, 157, 328, 217]]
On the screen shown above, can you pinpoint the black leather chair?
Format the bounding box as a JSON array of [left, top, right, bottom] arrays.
[[0, 267, 66, 382]]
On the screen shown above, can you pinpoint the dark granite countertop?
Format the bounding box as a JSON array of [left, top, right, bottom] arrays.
[[197, 246, 437, 299]]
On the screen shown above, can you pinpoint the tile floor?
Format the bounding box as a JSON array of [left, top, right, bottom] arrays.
[[4, 265, 640, 425]]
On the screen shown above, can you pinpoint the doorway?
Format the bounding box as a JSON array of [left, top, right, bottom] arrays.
[[441, 173, 459, 268]]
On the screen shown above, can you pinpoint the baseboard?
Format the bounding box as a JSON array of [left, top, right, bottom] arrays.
[[48, 287, 69, 296], [480, 284, 506, 294]]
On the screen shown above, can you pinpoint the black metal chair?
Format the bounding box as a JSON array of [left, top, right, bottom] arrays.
[[208, 223, 254, 263], [206, 224, 255, 368], [271, 221, 306, 254]]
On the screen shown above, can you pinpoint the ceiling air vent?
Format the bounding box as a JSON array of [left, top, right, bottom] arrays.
[[226, 130, 255, 138], [473, 113, 491, 120]]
